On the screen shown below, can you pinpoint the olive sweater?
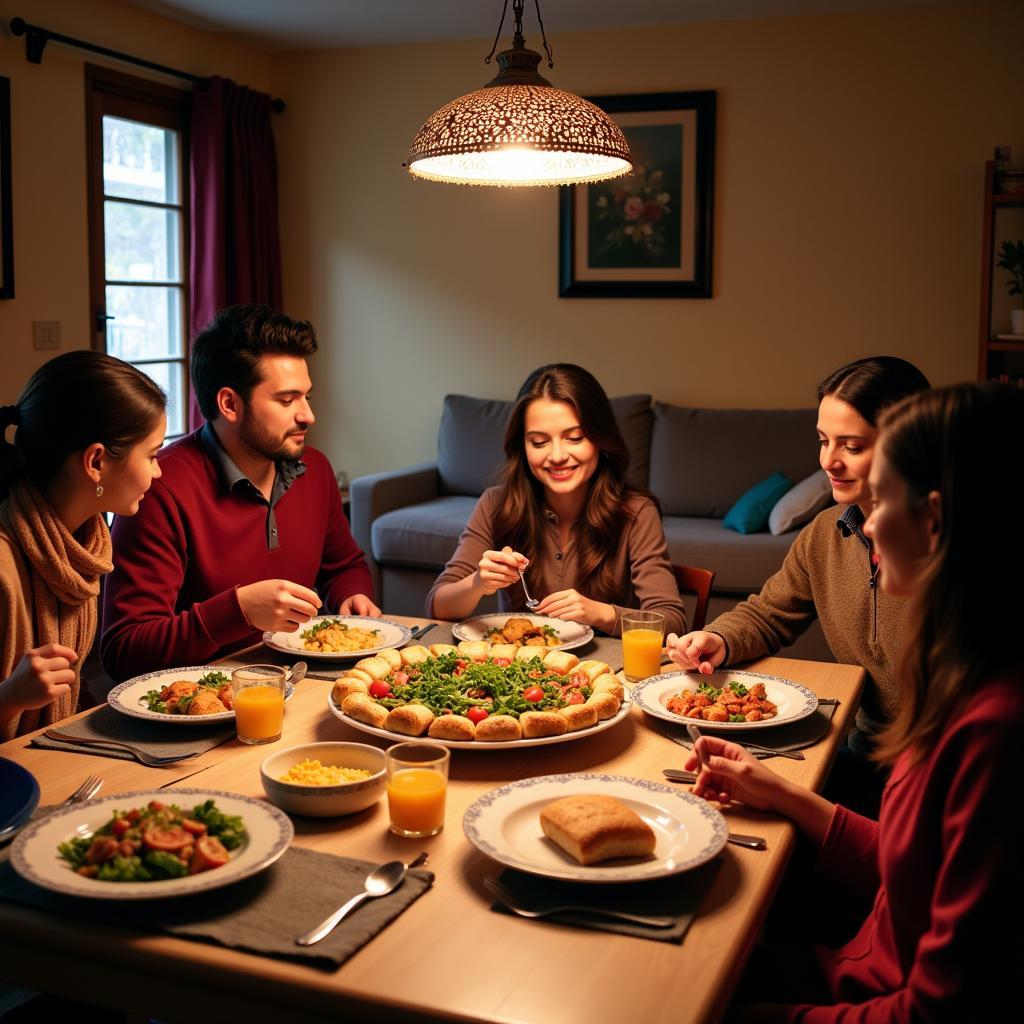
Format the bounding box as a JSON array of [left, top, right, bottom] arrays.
[[709, 505, 908, 728]]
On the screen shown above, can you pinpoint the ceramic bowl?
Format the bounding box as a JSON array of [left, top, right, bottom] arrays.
[[260, 741, 386, 817]]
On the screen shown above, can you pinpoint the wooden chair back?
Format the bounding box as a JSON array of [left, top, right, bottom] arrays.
[[671, 564, 716, 632]]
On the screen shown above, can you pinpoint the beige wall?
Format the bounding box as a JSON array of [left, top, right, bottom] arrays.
[[271, 0, 1024, 481], [0, 0, 269, 403]]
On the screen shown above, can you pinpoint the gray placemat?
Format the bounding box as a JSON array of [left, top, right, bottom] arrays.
[[0, 837, 432, 970], [28, 706, 235, 762], [492, 858, 721, 943]]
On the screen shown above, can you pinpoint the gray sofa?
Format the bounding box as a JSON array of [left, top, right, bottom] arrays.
[[351, 394, 833, 660]]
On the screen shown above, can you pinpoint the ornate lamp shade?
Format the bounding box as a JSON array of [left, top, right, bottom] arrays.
[[407, 29, 632, 188]]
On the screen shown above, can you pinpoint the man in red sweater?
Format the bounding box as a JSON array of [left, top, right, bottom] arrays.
[[101, 305, 378, 680]]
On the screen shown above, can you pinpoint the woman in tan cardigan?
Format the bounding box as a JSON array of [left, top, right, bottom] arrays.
[[0, 351, 166, 739]]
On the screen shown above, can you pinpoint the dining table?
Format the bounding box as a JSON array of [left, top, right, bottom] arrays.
[[0, 614, 864, 1024]]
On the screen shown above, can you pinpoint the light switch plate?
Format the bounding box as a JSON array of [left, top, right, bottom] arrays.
[[32, 321, 61, 351]]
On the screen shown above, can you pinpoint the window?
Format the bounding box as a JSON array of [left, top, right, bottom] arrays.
[[86, 66, 190, 439]]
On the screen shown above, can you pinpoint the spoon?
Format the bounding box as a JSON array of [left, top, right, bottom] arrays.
[[295, 859, 410, 945], [518, 570, 540, 610], [286, 661, 307, 685]]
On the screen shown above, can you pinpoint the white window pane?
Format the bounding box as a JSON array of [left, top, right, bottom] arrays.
[[103, 116, 179, 204], [105, 285, 184, 361], [139, 361, 186, 437], [104, 201, 182, 282]]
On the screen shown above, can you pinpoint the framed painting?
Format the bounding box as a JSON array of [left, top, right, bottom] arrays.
[[0, 76, 12, 300], [558, 90, 715, 298]]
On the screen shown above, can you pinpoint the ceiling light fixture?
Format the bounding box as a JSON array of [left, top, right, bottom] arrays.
[[406, 0, 632, 188]]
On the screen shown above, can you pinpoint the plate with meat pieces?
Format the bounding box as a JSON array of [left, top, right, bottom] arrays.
[[452, 614, 594, 653], [107, 666, 295, 724], [631, 670, 818, 732]]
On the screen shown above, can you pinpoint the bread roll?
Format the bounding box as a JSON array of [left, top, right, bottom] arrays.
[[342, 693, 389, 728], [428, 714, 476, 741], [386, 703, 434, 736], [540, 795, 656, 865], [354, 656, 390, 680], [515, 645, 545, 664], [429, 643, 457, 657], [575, 660, 611, 682], [377, 648, 402, 670], [340, 667, 373, 685], [456, 640, 489, 661], [474, 714, 522, 742], [399, 644, 431, 667], [592, 675, 625, 701], [487, 644, 517, 662], [543, 650, 579, 674], [331, 676, 369, 705], [558, 704, 599, 732], [585, 691, 621, 720], [520, 711, 568, 738]]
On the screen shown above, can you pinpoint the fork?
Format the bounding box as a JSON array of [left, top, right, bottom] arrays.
[[518, 570, 540, 610], [62, 775, 102, 805], [484, 877, 675, 928], [42, 730, 199, 767]]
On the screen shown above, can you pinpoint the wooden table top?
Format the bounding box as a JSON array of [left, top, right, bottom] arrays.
[[0, 617, 864, 1024]]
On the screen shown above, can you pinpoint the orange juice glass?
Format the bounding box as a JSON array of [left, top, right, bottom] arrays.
[[385, 742, 450, 837], [621, 611, 666, 682], [231, 665, 287, 744]]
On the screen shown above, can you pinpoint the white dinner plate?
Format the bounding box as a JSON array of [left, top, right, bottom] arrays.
[[107, 666, 294, 724], [631, 669, 818, 731], [327, 689, 631, 751], [463, 773, 727, 882], [452, 614, 594, 653], [263, 615, 412, 660], [10, 789, 293, 900]]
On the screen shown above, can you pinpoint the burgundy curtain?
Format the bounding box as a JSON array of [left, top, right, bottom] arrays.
[[188, 76, 283, 429]]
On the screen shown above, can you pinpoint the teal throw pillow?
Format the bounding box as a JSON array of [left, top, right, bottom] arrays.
[[723, 471, 793, 535]]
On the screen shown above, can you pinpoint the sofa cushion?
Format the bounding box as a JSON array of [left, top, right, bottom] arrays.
[[769, 470, 834, 536], [649, 404, 820, 517], [437, 393, 653, 496], [723, 471, 793, 535], [371, 496, 480, 568], [662, 516, 799, 593]]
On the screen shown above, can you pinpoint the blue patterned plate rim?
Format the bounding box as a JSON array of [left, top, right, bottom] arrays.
[[263, 615, 413, 660]]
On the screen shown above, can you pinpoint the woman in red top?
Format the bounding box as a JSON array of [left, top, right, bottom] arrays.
[[686, 383, 1023, 1021]]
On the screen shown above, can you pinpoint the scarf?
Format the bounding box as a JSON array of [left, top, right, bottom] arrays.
[[0, 480, 113, 737]]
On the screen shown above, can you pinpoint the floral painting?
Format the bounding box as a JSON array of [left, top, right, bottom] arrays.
[[559, 91, 715, 298]]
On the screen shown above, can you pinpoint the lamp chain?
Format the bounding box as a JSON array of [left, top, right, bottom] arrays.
[[483, 0, 554, 69]]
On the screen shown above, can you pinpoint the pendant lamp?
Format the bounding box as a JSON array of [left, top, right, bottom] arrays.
[[407, 0, 632, 187]]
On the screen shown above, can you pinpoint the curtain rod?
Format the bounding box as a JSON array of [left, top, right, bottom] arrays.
[[8, 16, 286, 113]]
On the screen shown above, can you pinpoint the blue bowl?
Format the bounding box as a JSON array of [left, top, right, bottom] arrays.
[[0, 757, 41, 843]]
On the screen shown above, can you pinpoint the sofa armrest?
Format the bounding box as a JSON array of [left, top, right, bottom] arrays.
[[350, 462, 441, 595]]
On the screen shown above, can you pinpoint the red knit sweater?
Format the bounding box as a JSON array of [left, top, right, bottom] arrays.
[[100, 431, 372, 679]]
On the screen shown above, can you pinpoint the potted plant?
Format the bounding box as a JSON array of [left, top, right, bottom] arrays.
[[996, 240, 1024, 335]]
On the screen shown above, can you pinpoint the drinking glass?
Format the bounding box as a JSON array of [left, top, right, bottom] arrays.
[[621, 611, 667, 682], [231, 665, 287, 745], [385, 742, 450, 837]]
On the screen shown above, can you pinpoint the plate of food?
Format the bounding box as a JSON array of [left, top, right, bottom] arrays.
[[452, 614, 594, 653], [327, 643, 629, 749], [10, 788, 293, 900], [263, 615, 412, 660], [631, 670, 818, 731], [463, 773, 727, 883], [107, 666, 295, 724]]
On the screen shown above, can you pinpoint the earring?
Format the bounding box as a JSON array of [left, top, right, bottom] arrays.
[[96, 484, 104, 498]]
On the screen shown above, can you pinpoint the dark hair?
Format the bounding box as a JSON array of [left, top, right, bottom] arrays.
[[492, 363, 648, 603], [872, 383, 1024, 766], [0, 351, 166, 498], [190, 304, 318, 421], [817, 356, 930, 426]]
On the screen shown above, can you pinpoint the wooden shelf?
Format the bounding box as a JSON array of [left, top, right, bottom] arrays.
[[988, 339, 1024, 352]]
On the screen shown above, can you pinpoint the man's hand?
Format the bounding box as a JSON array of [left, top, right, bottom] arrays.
[[236, 580, 322, 633], [339, 593, 381, 617]]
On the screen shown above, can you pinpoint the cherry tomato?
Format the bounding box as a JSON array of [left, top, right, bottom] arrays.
[[561, 687, 586, 705], [369, 680, 392, 698], [392, 671, 410, 687], [189, 835, 230, 874], [453, 659, 468, 676], [528, 669, 544, 679], [111, 817, 131, 838], [466, 706, 490, 724], [569, 671, 589, 688], [126, 808, 142, 825], [142, 825, 192, 852], [147, 800, 166, 813], [181, 818, 208, 837], [523, 686, 544, 703], [491, 657, 512, 667]]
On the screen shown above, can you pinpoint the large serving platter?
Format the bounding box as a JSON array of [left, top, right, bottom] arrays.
[[263, 615, 412, 660], [452, 613, 594, 653], [0, 758, 40, 844], [327, 688, 631, 751], [107, 666, 294, 724], [10, 789, 293, 900], [631, 669, 818, 732], [463, 773, 727, 882]]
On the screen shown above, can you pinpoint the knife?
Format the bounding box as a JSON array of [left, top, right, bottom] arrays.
[[407, 622, 439, 643]]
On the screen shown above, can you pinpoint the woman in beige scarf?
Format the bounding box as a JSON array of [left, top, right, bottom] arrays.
[[0, 351, 166, 739]]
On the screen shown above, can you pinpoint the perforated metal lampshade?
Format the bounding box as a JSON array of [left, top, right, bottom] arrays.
[[407, 42, 632, 187]]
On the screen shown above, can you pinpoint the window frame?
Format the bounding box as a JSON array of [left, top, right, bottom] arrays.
[[85, 64, 191, 437]]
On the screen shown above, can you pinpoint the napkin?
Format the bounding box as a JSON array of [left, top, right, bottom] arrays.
[[29, 706, 234, 762], [0, 841, 433, 970], [490, 859, 721, 943]]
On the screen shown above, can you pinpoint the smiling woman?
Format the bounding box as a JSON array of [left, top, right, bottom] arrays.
[[427, 363, 685, 638]]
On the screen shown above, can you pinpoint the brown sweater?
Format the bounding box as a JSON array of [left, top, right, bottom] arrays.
[[427, 487, 686, 637], [708, 504, 908, 728]]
